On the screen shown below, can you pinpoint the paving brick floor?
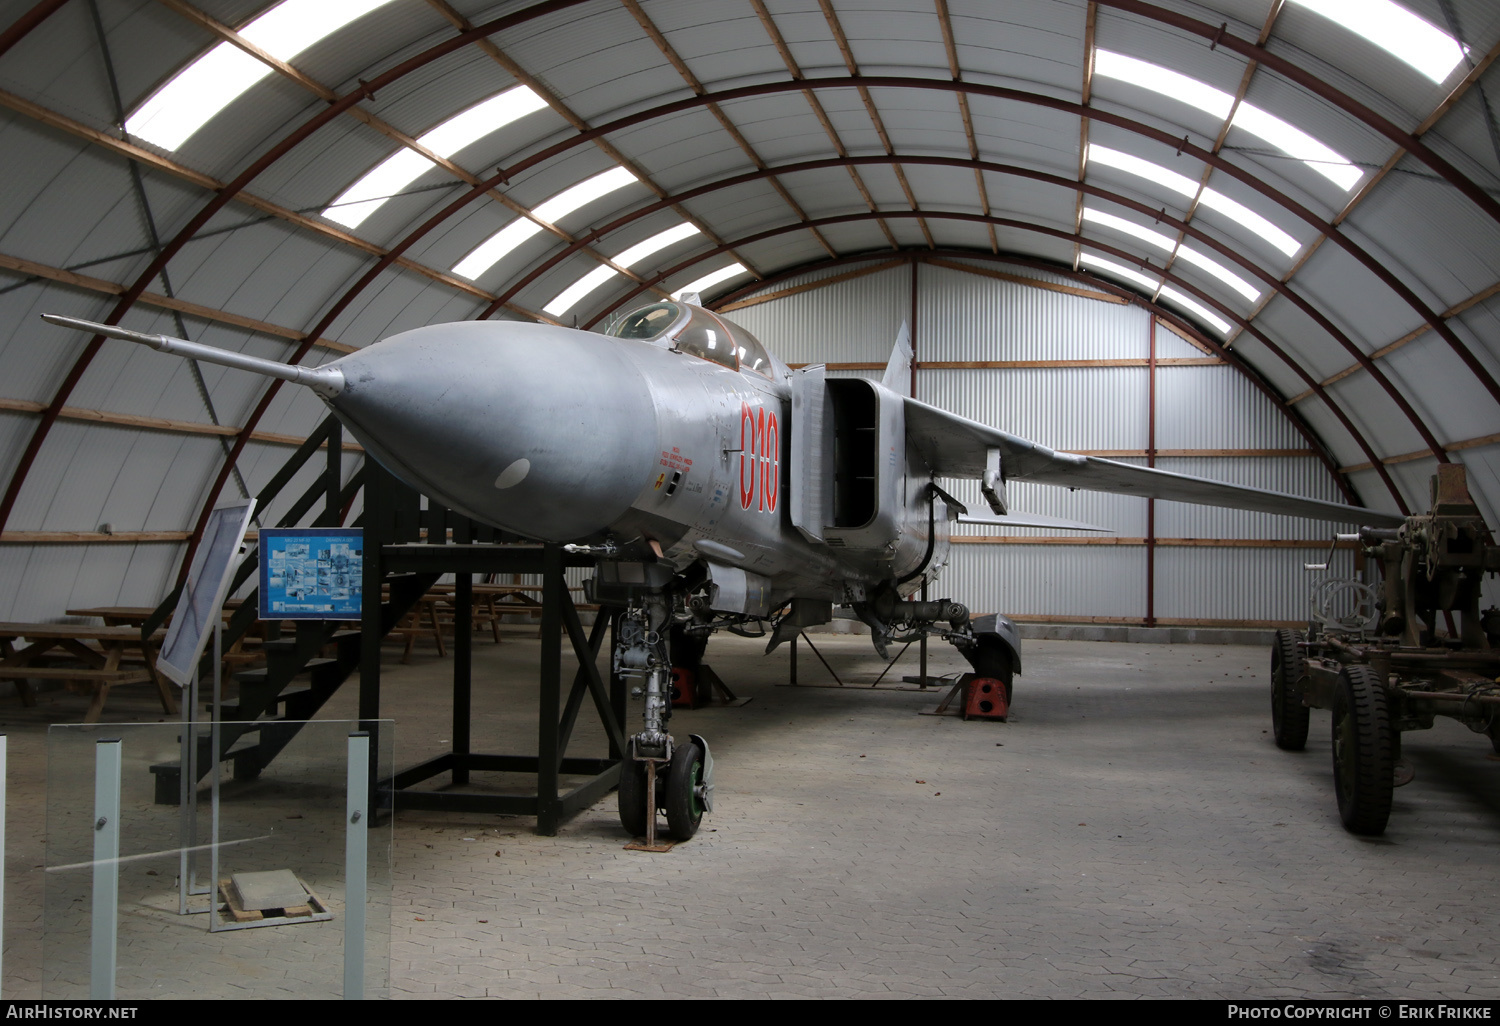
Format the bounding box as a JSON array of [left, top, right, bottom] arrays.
[[1, 631, 1497, 999]]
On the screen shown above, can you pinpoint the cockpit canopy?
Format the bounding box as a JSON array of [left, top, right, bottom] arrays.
[[607, 301, 776, 378]]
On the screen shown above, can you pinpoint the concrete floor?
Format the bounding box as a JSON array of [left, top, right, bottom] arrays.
[[2, 628, 1499, 999]]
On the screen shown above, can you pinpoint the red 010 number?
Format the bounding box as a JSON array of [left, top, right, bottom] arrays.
[[738, 402, 779, 512]]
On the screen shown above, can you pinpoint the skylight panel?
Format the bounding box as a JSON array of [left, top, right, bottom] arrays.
[[1230, 105, 1364, 190], [1087, 145, 1302, 258], [1082, 208, 1260, 302], [1092, 49, 1362, 191], [452, 167, 639, 281], [613, 223, 701, 268], [125, 0, 398, 150], [1173, 246, 1261, 302], [1082, 207, 1177, 251], [1087, 144, 1201, 196], [1196, 190, 1301, 258], [1159, 287, 1233, 335], [1079, 253, 1162, 293], [542, 223, 703, 317], [324, 85, 547, 230], [533, 167, 638, 223], [544, 266, 617, 317], [1093, 50, 1234, 119], [325, 150, 433, 229], [418, 87, 548, 156], [673, 263, 749, 301], [453, 220, 544, 281], [1286, 0, 1466, 84]]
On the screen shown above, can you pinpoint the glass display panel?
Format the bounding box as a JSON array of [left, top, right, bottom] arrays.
[[45, 720, 393, 1000], [158, 500, 254, 686]]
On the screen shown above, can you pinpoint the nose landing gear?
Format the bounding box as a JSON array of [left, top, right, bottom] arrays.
[[614, 600, 714, 847]]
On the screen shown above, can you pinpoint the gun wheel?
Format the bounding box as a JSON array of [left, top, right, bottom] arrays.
[[1271, 628, 1309, 751], [664, 740, 705, 841], [1331, 664, 1395, 836]]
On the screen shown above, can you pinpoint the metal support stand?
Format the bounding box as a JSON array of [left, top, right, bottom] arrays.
[[90, 739, 121, 1000], [344, 732, 368, 1001], [374, 543, 624, 834], [177, 625, 217, 916]]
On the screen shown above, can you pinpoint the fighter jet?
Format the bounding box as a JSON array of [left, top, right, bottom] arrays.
[[43, 303, 1403, 842]]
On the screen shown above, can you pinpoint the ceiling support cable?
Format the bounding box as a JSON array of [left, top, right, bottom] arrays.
[[617, 0, 832, 261], [0, 0, 599, 540], [1221, 28, 1500, 388], [1286, 279, 1500, 405], [156, 0, 661, 297], [0, 88, 546, 318], [477, 150, 1447, 463], [425, 0, 766, 276], [589, 217, 1408, 511], [819, 0, 934, 249], [13, 47, 1461, 556], [1092, 0, 1500, 226], [748, 0, 900, 251], [1225, 29, 1500, 350], [935, 0, 997, 254], [1157, 1, 1284, 320], [0, 250, 354, 353], [1073, 2, 1098, 270], [90, 0, 254, 503]]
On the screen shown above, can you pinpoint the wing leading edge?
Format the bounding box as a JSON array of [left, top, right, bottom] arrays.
[[902, 395, 1406, 528]]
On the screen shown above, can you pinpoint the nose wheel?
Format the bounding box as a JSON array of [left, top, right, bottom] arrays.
[[618, 736, 713, 845]]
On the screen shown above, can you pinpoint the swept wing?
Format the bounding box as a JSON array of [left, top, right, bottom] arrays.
[[903, 396, 1405, 528]]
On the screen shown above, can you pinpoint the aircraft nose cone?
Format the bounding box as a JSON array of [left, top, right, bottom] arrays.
[[329, 320, 657, 541]]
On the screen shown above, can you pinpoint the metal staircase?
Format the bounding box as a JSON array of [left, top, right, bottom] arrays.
[[145, 416, 475, 799]]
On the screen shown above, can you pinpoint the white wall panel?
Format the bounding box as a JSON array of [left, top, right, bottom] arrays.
[[725, 262, 908, 365], [918, 260, 1150, 362], [1156, 366, 1303, 450], [942, 543, 1147, 620], [1154, 546, 1351, 623], [921, 367, 1148, 451]]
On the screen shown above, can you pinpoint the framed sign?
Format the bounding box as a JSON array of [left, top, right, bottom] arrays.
[[157, 499, 257, 688], [258, 528, 363, 621]]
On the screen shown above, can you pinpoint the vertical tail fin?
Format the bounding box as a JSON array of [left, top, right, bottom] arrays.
[[879, 322, 912, 394]]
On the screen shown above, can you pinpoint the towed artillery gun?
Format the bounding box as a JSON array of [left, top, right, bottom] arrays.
[[1270, 465, 1500, 835]]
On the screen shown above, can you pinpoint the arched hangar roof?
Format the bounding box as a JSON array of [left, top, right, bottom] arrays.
[[0, 0, 1498, 609]]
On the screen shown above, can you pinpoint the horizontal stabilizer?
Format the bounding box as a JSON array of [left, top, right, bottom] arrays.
[[41, 314, 345, 398], [957, 513, 1110, 532]]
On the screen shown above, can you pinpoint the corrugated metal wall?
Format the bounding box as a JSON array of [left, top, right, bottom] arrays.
[[732, 256, 1358, 625]]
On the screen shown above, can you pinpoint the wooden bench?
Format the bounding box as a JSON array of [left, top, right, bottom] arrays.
[[0, 622, 176, 722]]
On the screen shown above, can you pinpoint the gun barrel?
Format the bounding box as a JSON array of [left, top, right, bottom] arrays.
[[40, 313, 345, 398]]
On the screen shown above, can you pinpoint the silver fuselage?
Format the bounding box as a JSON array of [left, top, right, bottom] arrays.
[[325, 319, 940, 606]]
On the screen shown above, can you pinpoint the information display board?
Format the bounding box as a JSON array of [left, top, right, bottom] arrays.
[[258, 528, 363, 620], [157, 500, 257, 687]]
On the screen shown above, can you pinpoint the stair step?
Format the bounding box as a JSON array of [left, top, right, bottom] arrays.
[[215, 684, 312, 717], [233, 658, 337, 684]]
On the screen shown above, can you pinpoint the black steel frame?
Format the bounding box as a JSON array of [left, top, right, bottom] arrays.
[[358, 460, 627, 835]]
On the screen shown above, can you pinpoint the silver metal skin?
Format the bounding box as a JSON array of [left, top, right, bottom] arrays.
[[46, 305, 1408, 837]]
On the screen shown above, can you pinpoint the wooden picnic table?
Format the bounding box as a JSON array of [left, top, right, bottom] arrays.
[[0, 621, 177, 722], [66, 606, 162, 626]]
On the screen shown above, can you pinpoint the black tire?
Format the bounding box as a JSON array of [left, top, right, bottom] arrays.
[[1271, 628, 1310, 751], [617, 757, 649, 838], [1330, 665, 1395, 835], [664, 741, 706, 841]]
